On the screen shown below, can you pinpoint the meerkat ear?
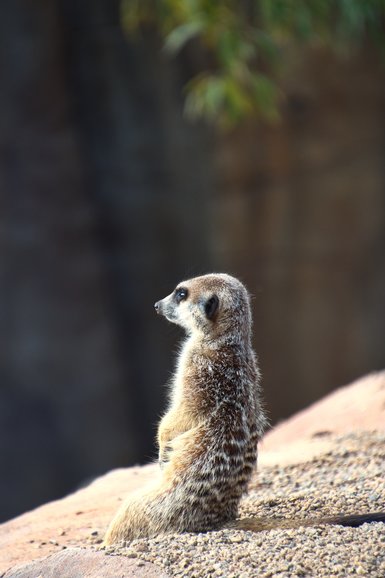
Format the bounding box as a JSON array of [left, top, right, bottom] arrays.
[[205, 295, 219, 320]]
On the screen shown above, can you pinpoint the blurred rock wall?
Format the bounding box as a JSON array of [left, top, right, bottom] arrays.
[[213, 49, 385, 420], [0, 1, 384, 521], [0, 0, 213, 521]]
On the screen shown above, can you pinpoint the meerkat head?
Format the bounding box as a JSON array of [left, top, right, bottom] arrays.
[[154, 273, 252, 340]]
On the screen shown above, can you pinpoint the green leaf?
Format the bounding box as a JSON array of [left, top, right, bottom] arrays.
[[121, 0, 385, 127], [164, 20, 205, 54]]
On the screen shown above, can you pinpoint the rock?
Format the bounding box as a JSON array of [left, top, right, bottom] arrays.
[[0, 371, 384, 575], [0, 465, 157, 575], [2, 547, 168, 578], [259, 371, 385, 466]]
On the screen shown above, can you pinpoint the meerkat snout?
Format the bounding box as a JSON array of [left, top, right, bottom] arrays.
[[153, 285, 189, 326]]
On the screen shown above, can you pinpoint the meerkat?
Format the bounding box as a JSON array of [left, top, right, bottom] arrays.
[[103, 274, 385, 546], [104, 273, 266, 544]]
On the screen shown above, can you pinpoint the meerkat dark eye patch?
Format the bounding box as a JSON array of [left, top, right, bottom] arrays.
[[175, 287, 188, 304], [205, 295, 219, 320]]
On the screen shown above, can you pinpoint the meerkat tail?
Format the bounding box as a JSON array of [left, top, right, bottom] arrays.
[[233, 512, 385, 532], [324, 512, 385, 527]]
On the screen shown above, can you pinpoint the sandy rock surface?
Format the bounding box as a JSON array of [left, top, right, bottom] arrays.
[[2, 547, 168, 578], [1, 371, 384, 577], [0, 464, 157, 575], [262, 371, 385, 453]]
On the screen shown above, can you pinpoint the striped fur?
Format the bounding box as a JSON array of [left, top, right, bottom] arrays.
[[104, 274, 267, 544]]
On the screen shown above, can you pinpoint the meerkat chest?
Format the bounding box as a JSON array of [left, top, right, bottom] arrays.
[[169, 337, 198, 408], [171, 337, 252, 419]]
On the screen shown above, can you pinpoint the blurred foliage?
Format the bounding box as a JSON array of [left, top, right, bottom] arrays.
[[121, 0, 385, 126]]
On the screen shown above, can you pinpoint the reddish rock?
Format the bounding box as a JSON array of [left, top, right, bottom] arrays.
[[0, 465, 157, 575], [2, 547, 168, 578], [1, 371, 384, 575], [262, 371, 385, 450]]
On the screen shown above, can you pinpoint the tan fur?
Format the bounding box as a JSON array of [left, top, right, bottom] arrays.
[[103, 273, 267, 545]]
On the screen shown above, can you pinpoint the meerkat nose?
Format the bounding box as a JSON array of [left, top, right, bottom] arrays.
[[154, 301, 161, 313]]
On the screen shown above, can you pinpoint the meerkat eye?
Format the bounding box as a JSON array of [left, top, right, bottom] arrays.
[[205, 295, 219, 320], [175, 287, 188, 304]]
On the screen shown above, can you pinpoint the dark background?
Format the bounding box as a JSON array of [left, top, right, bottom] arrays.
[[1, 0, 384, 522]]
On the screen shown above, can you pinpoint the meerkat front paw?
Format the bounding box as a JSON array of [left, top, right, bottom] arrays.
[[159, 442, 173, 468]]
